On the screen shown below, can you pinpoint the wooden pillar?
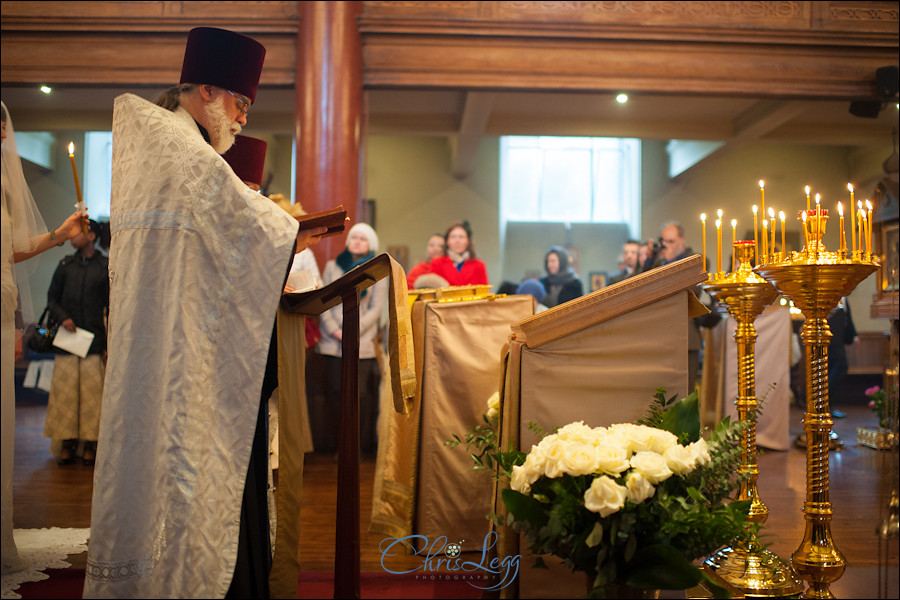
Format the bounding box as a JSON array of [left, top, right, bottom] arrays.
[[296, 0, 363, 269]]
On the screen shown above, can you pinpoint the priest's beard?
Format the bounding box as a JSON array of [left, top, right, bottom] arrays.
[[205, 96, 241, 154]]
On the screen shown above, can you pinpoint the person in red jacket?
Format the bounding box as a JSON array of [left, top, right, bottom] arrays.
[[426, 220, 489, 286], [405, 232, 445, 289]]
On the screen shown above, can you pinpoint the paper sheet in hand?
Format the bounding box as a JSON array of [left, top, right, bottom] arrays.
[[53, 327, 95, 358]]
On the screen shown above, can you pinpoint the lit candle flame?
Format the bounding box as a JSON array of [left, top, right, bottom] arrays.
[[68, 142, 74, 156], [701, 213, 706, 222], [768, 207, 775, 219], [847, 183, 853, 194], [838, 202, 843, 217], [759, 180, 765, 190], [717, 208, 723, 219]]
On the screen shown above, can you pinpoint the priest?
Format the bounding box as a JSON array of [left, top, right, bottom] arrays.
[[84, 27, 324, 599]]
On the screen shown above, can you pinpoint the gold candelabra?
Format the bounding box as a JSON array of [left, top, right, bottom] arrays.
[[755, 211, 879, 599], [701, 240, 805, 597]]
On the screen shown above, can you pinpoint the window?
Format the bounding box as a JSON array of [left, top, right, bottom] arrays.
[[500, 136, 640, 237], [84, 131, 113, 218]]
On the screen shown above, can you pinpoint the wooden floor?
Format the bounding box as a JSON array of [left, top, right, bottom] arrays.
[[10, 374, 899, 598]]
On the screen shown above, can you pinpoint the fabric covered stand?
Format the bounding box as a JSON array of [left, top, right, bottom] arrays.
[[495, 256, 709, 599], [370, 288, 532, 553]]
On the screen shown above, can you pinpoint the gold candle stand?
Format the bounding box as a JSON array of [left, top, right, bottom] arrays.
[[755, 214, 879, 599], [702, 241, 804, 597]]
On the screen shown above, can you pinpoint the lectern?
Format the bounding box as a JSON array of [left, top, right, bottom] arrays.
[[370, 288, 532, 551], [281, 253, 414, 599], [497, 255, 709, 599]]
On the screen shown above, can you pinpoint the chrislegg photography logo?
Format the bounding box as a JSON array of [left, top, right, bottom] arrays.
[[378, 531, 520, 591]]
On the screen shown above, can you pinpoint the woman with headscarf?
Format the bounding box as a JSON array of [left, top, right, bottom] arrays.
[[539, 245, 583, 308], [2, 101, 85, 574], [314, 222, 387, 458], [427, 221, 489, 286]]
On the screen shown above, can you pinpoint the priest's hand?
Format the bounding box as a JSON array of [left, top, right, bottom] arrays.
[[61, 318, 77, 333], [296, 226, 328, 252]]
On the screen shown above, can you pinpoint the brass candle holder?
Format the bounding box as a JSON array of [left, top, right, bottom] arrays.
[[755, 212, 879, 599], [702, 241, 805, 597]]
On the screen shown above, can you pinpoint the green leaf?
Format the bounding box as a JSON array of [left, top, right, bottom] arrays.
[[624, 544, 704, 589], [585, 521, 604, 548], [502, 488, 549, 529], [659, 391, 701, 442]]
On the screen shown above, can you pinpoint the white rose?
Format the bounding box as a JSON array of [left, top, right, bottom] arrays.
[[536, 433, 560, 452], [486, 392, 500, 420], [689, 438, 711, 466], [583, 476, 627, 517], [599, 427, 634, 458], [626, 425, 658, 454], [648, 429, 679, 455], [663, 444, 696, 475], [594, 444, 631, 476], [630, 451, 674, 485], [511, 464, 531, 493], [522, 445, 547, 483], [541, 438, 568, 479], [625, 471, 656, 505], [556, 421, 597, 445], [561, 442, 600, 477]]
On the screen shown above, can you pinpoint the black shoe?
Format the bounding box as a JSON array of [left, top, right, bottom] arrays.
[[57, 440, 77, 465], [82, 443, 96, 466]]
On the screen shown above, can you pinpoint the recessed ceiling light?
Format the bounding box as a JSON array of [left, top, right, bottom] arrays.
[[40, 85, 52, 94], [616, 93, 628, 104]]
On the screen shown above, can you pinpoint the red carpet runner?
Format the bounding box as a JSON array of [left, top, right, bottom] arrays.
[[14, 569, 484, 599]]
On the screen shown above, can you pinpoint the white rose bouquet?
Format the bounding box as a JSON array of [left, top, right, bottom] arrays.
[[498, 388, 756, 598]]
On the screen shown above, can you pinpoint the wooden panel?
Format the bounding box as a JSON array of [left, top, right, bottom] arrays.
[[847, 330, 890, 375], [0, 31, 298, 85], [0, 1, 297, 29], [362, 33, 892, 98], [1, 1, 298, 85], [360, 1, 898, 35]]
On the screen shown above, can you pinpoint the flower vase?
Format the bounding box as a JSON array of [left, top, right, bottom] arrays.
[[585, 574, 659, 599]]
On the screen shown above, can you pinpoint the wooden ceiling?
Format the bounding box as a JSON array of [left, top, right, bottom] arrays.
[[3, 1, 898, 177]]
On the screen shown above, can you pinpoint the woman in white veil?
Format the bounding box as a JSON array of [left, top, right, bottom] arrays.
[[2, 100, 85, 574]]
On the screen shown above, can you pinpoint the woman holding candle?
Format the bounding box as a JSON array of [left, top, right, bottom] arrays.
[[1, 101, 85, 575]]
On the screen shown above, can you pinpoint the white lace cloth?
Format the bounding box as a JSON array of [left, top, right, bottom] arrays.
[[1, 528, 89, 599]]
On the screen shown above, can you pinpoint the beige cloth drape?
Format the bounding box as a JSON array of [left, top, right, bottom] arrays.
[[371, 294, 532, 551], [415, 295, 533, 551], [701, 305, 792, 451], [269, 309, 312, 598], [497, 291, 697, 599]]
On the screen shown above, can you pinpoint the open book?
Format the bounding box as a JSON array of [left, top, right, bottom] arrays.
[[297, 205, 348, 238]]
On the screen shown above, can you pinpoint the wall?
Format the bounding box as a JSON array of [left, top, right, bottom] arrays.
[[21, 130, 892, 335], [21, 131, 90, 319], [364, 135, 501, 280], [640, 140, 893, 334]]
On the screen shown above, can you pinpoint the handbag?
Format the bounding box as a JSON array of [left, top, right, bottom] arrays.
[[27, 307, 57, 354]]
